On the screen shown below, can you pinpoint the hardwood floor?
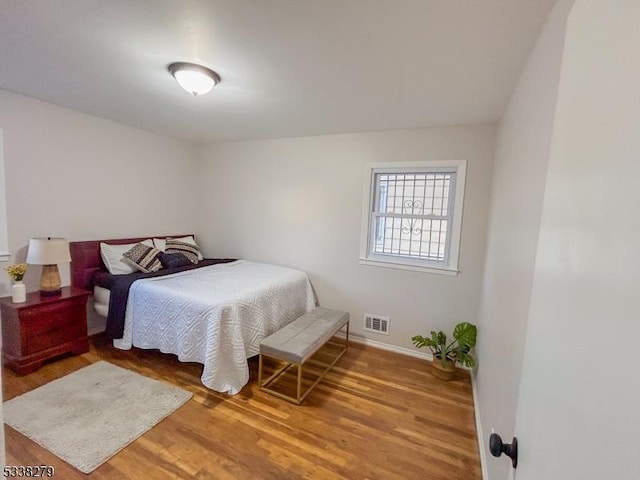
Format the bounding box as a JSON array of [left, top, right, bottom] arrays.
[[3, 335, 482, 479]]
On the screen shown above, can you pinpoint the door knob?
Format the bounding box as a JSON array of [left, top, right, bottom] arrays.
[[489, 433, 518, 468]]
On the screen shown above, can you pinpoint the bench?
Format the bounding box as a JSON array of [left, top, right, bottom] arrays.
[[258, 307, 349, 404]]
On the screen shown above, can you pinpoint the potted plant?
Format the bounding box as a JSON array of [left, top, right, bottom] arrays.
[[5, 263, 28, 303], [411, 322, 477, 381]]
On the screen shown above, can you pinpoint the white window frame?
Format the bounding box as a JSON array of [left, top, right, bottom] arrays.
[[0, 130, 8, 262], [359, 160, 466, 275]]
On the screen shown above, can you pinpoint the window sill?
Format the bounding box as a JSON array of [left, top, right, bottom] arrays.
[[358, 258, 459, 276], [0, 252, 10, 262]]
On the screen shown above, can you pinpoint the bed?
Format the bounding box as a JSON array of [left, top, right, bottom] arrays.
[[70, 235, 316, 394]]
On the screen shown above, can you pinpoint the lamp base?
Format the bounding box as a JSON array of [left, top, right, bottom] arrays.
[[40, 288, 62, 297], [40, 264, 62, 296]]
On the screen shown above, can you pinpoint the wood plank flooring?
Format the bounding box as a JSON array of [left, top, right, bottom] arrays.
[[3, 335, 481, 479]]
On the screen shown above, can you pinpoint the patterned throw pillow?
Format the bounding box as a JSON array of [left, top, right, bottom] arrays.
[[122, 243, 163, 273], [165, 238, 201, 264]]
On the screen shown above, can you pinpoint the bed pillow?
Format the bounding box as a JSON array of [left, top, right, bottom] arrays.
[[153, 235, 204, 260], [122, 243, 163, 273], [165, 238, 201, 264], [158, 252, 193, 269], [100, 239, 154, 275]]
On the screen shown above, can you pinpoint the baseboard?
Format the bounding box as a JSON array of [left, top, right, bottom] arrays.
[[87, 325, 107, 337], [337, 333, 478, 369], [88, 326, 106, 337], [471, 372, 488, 480], [335, 332, 433, 361]]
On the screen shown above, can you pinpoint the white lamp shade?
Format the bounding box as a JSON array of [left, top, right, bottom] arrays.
[[26, 238, 71, 265]]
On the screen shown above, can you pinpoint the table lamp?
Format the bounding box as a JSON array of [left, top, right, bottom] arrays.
[[26, 237, 71, 296]]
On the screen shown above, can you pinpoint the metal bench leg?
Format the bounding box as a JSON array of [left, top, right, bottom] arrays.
[[259, 319, 350, 405], [297, 363, 303, 404], [346, 321, 349, 350]]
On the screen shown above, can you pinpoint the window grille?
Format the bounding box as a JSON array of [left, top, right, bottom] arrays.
[[359, 161, 466, 274], [371, 171, 455, 264]]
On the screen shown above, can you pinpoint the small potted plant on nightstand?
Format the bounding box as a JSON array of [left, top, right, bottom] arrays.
[[411, 322, 477, 381]]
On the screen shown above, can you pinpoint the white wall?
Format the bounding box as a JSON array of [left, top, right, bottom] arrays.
[[197, 126, 495, 351], [474, 1, 575, 478], [0, 90, 199, 331], [514, 1, 640, 478]]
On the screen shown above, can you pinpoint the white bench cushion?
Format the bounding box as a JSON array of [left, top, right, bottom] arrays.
[[260, 307, 349, 364]]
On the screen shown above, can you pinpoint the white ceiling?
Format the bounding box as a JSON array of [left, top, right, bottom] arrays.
[[0, 0, 555, 144]]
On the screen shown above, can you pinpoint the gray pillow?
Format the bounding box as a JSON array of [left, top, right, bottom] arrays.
[[159, 252, 192, 269]]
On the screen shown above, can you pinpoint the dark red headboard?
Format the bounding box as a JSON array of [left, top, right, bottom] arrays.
[[70, 234, 193, 291]]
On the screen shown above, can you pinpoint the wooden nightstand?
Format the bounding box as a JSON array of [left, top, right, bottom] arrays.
[[0, 286, 91, 375]]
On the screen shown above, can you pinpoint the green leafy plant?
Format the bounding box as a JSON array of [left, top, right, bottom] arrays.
[[411, 322, 477, 368]]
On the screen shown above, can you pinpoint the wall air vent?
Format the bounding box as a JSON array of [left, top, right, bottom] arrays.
[[364, 314, 390, 335]]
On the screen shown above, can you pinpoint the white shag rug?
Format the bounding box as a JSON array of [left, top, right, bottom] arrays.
[[3, 361, 192, 474]]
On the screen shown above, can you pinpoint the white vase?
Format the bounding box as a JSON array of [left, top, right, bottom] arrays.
[[11, 281, 26, 303]]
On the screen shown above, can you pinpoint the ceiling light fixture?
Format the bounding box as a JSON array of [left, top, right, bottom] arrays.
[[168, 62, 221, 96]]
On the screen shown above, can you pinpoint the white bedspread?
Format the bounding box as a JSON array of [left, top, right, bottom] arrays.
[[113, 260, 315, 394]]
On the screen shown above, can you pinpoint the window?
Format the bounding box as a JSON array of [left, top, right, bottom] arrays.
[[0, 129, 8, 262], [359, 161, 466, 274]]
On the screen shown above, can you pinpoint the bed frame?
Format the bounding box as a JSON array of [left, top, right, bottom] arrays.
[[69, 234, 194, 291]]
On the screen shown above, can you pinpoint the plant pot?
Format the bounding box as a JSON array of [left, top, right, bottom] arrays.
[[431, 356, 457, 381]]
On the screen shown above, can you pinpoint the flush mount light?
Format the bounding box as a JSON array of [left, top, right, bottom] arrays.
[[168, 62, 221, 96]]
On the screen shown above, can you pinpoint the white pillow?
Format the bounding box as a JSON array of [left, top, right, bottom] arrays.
[[153, 235, 204, 260], [100, 239, 153, 275]]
